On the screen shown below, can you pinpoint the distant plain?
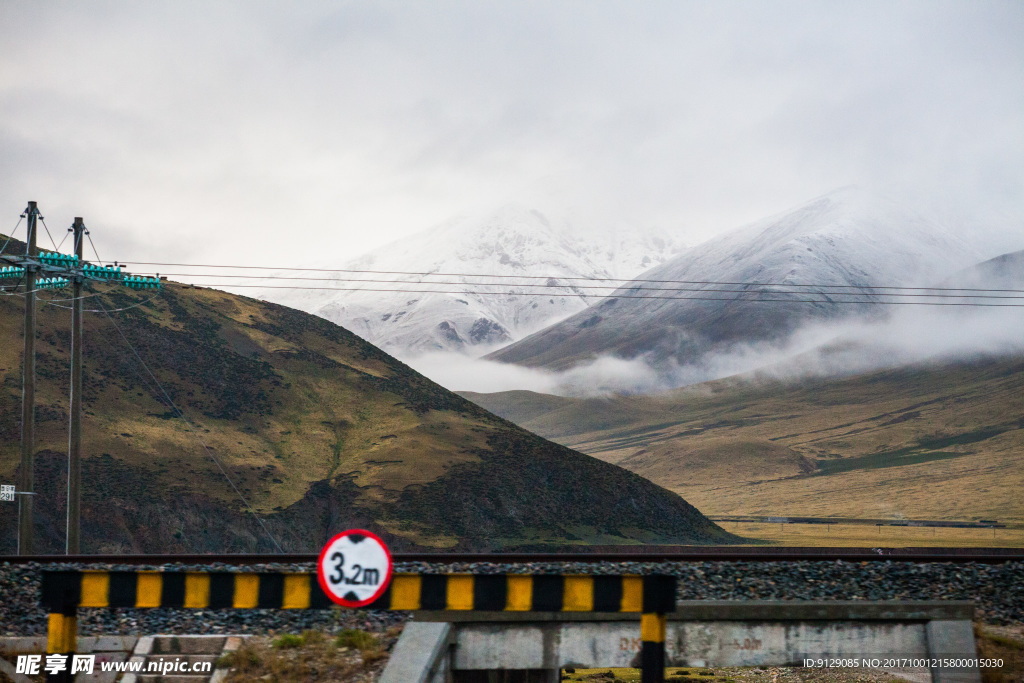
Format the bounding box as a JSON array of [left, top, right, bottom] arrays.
[[462, 356, 1024, 545], [717, 522, 1024, 547]]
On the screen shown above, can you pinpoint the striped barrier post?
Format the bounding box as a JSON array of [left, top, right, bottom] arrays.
[[44, 583, 77, 683], [41, 571, 675, 681]]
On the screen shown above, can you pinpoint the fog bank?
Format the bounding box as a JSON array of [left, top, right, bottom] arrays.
[[403, 304, 1024, 397]]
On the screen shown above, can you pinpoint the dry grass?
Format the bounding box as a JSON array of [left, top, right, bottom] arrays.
[[218, 628, 398, 683], [467, 359, 1024, 533], [717, 522, 1024, 547], [562, 666, 907, 682], [976, 625, 1024, 683]]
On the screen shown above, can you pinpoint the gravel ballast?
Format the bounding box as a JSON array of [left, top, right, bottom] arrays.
[[2, 559, 1021, 636]]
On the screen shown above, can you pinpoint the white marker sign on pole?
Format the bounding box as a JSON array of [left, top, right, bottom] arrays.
[[1, 485, 13, 502], [316, 529, 393, 607]]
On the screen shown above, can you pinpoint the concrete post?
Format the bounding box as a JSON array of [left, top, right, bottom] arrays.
[[925, 620, 980, 683], [380, 622, 452, 683]]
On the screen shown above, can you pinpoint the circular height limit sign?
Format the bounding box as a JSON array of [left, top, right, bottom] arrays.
[[317, 529, 393, 607]]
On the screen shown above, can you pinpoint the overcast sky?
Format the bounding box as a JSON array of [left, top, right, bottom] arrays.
[[1, 1, 1022, 267]]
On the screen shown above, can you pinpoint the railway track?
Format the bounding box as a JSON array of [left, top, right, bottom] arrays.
[[3, 546, 1022, 564], [4, 546, 1022, 635]]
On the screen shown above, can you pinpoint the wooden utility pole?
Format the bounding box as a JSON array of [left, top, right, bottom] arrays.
[[67, 217, 85, 554], [18, 201, 39, 555]]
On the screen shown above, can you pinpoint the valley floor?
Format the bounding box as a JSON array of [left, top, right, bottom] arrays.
[[463, 358, 1024, 541], [715, 521, 1024, 548]]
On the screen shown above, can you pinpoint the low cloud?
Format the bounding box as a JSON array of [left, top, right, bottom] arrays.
[[403, 305, 1024, 397]]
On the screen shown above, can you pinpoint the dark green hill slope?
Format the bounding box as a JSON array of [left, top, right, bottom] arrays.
[[0, 237, 735, 553]]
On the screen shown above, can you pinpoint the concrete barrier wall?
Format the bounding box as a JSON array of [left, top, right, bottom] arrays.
[[389, 601, 979, 683], [667, 621, 928, 666], [449, 620, 931, 669]]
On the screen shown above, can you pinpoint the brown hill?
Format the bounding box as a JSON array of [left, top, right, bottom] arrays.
[[0, 238, 736, 553]]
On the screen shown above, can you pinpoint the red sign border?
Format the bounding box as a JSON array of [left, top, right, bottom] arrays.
[[316, 529, 394, 608]]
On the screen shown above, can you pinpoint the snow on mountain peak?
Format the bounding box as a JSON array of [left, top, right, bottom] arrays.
[[258, 204, 687, 357], [488, 189, 984, 370]]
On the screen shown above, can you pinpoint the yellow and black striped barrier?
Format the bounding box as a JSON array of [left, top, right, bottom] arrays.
[[42, 571, 675, 682]]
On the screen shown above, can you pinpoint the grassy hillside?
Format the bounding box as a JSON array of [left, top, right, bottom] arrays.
[[0, 240, 736, 553], [462, 357, 1024, 525]]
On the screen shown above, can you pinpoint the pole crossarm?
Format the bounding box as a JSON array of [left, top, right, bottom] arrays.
[[41, 570, 677, 613], [0, 252, 160, 288]]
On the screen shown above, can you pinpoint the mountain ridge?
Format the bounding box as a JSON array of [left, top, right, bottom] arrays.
[[0, 233, 735, 553], [258, 204, 687, 357], [487, 188, 981, 370]]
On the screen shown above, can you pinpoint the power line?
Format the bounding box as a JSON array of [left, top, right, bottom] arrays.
[[19, 277, 1020, 306], [95, 300, 285, 553], [5, 269, 1022, 306], [172, 282, 1024, 307], [39, 217, 59, 252], [43, 295, 160, 313], [86, 232, 105, 266], [144, 273, 1024, 299], [0, 217, 23, 258], [0, 289, 101, 301], [117, 260, 1024, 293], [40, 291, 107, 303]]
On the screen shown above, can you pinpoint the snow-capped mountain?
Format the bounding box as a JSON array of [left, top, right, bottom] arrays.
[[940, 248, 1024, 291], [259, 205, 686, 357], [488, 187, 983, 370]]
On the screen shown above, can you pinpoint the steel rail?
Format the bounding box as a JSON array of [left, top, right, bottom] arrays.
[[2, 547, 1022, 565]]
